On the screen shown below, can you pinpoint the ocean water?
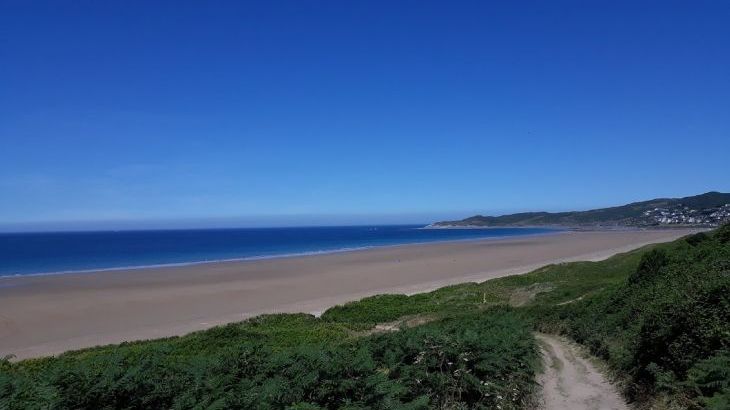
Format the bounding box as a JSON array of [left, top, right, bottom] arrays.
[[0, 225, 559, 277]]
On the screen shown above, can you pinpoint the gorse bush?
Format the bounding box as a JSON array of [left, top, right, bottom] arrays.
[[320, 294, 424, 328], [716, 223, 730, 244], [365, 309, 539, 409], [686, 232, 710, 246], [628, 248, 668, 284]]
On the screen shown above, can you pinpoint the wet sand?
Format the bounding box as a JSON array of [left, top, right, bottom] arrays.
[[0, 229, 693, 359]]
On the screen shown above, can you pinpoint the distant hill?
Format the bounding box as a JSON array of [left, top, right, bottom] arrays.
[[431, 191, 730, 228]]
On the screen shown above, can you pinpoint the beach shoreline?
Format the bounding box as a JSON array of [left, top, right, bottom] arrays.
[[0, 228, 697, 360], [0, 227, 564, 279]]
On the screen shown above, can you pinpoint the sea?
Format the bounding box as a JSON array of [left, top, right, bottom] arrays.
[[0, 225, 559, 277]]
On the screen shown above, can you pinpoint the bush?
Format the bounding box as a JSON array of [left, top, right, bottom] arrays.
[[686, 351, 730, 400], [366, 309, 539, 409], [716, 223, 730, 244], [686, 232, 710, 246], [628, 248, 668, 284]]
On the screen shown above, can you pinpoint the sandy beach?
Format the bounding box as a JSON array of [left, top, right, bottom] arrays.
[[0, 229, 694, 359]]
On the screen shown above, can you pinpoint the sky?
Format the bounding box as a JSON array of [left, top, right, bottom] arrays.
[[1, 1, 729, 231]]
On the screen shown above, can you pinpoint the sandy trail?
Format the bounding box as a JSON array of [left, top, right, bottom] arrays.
[[537, 333, 628, 410]]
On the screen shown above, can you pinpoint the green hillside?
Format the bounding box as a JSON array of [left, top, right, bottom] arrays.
[[2, 225, 729, 409], [431, 191, 730, 227]]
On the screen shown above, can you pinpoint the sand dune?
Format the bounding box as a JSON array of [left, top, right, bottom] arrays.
[[0, 229, 693, 360]]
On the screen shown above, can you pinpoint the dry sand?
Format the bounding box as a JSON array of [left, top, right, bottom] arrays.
[[537, 333, 628, 410], [0, 229, 693, 359]]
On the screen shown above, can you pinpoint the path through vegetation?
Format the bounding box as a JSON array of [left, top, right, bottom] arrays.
[[537, 333, 628, 410]]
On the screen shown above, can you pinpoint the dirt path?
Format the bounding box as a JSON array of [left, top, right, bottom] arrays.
[[536, 333, 628, 410]]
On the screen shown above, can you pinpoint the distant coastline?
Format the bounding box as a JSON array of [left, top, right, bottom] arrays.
[[422, 223, 700, 231], [431, 191, 730, 228]]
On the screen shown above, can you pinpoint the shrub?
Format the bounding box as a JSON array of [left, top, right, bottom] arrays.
[[366, 309, 539, 410], [686, 351, 730, 400], [716, 223, 730, 244], [628, 248, 668, 284], [685, 232, 710, 246]]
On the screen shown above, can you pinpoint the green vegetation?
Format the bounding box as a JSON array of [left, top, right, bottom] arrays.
[[528, 224, 730, 408], [0, 310, 538, 409], [1, 224, 729, 409]]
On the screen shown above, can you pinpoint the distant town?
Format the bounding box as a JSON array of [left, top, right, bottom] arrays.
[[641, 203, 730, 226]]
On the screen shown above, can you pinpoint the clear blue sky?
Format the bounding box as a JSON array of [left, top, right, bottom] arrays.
[[1, 1, 729, 231]]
